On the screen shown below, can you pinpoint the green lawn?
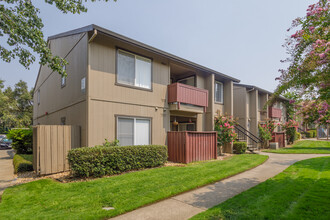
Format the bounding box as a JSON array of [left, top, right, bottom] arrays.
[[0, 154, 267, 219], [263, 140, 330, 154], [191, 156, 330, 220]]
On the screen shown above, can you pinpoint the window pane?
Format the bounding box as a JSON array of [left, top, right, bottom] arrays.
[[136, 57, 151, 89], [135, 119, 150, 145], [118, 118, 134, 146], [215, 82, 222, 102], [117, 51, 135, 86]]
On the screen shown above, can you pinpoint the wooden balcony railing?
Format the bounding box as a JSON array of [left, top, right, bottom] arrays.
[[269, 107, 282, 118], [168, 83, 208, 111]]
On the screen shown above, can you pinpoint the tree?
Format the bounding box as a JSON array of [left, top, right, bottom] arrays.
[[0, 0, 114, 77], [275, 0, 329, 102], [0, 80, 33, 131], [297, 100, 329, 125], [283, 91, 302, 120]]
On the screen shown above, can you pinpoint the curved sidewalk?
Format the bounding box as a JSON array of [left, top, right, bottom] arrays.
[[112, 152, 329, 220]]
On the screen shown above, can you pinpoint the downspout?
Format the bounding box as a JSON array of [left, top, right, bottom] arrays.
[[86, 29, 97, 147], [88, 29, 98, 43]]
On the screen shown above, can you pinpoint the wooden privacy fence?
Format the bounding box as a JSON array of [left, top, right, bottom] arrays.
[[167, 131, 217, 163], [33, 125, 80, 175], [271, 132, 286, 148]]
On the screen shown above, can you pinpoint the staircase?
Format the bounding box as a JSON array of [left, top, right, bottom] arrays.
[[235, 124, 262, 152]]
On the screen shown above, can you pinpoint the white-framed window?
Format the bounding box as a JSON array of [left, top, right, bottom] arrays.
[[117, 116, 151, 146], [215, 81, 223, 103], [117, 49, 152, 89], [81, 77, 86, 93], [37, 89, 40, 105], [61, 65, 66, 87], [258, 95, 261, 111]]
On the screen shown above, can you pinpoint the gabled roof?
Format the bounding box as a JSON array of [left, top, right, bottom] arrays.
[[234, 83, 289, 101], [48, 24, 240, 83]]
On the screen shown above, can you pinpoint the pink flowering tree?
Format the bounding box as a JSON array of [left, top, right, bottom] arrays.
[[274, 0, 329, 101], [214, 115, 238, 147], [297, 100, 330, 125]]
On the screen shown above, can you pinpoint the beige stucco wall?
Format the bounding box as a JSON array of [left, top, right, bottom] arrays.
[[87, 34, 170, 146], [249, 90, 258, 136], [33, 33, 88, 146], [233, 86, 248, 128]]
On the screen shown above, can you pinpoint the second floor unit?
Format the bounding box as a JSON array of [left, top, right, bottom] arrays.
[[33, 25, 240, 147], [233, 83, 289, 135]]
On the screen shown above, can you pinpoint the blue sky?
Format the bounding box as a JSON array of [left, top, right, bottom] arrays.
[[0, 0, 314, 90]]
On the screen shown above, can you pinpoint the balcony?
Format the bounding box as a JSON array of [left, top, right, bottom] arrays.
[[269, 107, 282, 118], [168, 83, 208, 112]]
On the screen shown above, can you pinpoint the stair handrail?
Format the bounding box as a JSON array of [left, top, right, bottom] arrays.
[[235, 124, 262, 143], [234, 125, 260, 144]]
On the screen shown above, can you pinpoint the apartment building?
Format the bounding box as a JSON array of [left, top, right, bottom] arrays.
[[233, 83, 288, 138], [33, 25, 240, 149]]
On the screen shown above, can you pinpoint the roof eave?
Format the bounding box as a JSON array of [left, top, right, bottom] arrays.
[[48, 24, 240, 83]]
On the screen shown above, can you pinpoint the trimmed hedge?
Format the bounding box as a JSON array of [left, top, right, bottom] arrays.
[[306, 129, 317, 138], [233, 142, 247, 154], [296, 131, 301, 140], [13, 154, 33, 173], [68, 145, 168, 177]]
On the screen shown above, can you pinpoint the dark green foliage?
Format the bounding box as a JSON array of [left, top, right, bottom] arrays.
[[68, 145, 168, 177], [286, 127, 297, 144], [13, 154, 33, 173], [7, 128, 33, 154], [233, 142, 247, 154]]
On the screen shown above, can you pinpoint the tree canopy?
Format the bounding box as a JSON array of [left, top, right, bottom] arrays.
[[0, 0, 113, 76], [275, 0, 329, 102], [0, 80, 33, 132]]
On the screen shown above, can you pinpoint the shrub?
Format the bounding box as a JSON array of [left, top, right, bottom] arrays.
[[258, 124, 272, 143], [103, 139, 120, 147], [286, 127, 297, 144], [296, 131, 301, 140], [68, 145, 168, 177], [306, 129, 317, 138], [214, 115, 237, 146], [233, 142, 247, 154], [310, 129, 317, 138], [13, 154, 33, 173], [7, 128, 33, 154]]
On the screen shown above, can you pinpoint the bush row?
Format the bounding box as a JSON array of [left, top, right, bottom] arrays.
[[13, 154, 33, 173], [68, 145, 167, 177], [233, 142, 247, 154]]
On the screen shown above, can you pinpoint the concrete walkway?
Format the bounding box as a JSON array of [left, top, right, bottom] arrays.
[[113, 152, 330, 220], [0, 149, 15, 195]]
